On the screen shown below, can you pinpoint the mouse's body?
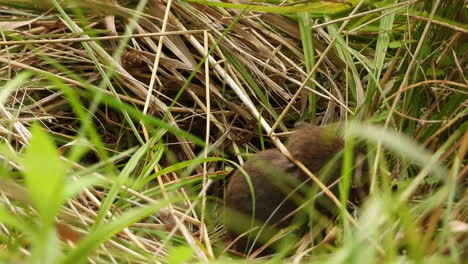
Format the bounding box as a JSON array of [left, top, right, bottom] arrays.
[[224, 124, 364, 254]]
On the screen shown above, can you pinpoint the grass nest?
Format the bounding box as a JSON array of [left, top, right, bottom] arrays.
[[0, 0, 467, 263]]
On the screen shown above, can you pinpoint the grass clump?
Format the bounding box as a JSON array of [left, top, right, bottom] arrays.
[[0, 0, 466, 263]]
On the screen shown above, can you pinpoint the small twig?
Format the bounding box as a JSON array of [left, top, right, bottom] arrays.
[[0, 30, 208, 45], [311, 0, 420, 29], [405, 12, 468, 34]]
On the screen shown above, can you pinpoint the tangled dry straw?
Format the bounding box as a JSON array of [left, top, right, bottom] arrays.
[[0, 0, 467, 262]]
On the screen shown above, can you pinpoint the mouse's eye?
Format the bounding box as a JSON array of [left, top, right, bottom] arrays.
[[285, 161, 296, 170]]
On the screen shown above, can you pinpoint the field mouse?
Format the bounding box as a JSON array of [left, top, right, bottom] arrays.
[[224, 123, 367, 254]]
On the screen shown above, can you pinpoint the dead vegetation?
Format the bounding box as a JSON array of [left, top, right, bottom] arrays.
[[0, 0, 466, 263]]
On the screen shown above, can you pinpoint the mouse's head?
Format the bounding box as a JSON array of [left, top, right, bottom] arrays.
[[286, 123, 344, 174]]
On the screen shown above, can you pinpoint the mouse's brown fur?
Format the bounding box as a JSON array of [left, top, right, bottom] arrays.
[[286, 123, 345, 183], [224, 123, 366, 255]]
